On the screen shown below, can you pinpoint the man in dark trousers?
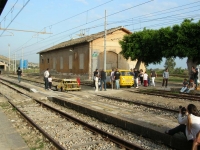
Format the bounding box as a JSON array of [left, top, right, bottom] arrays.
[[16, 67, 22, 83], [44, 68, 50, 90], [100, 69, 106, 91]]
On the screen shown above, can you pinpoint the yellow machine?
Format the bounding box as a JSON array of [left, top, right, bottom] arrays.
[[56, 79, 81, 91], [106, 69, 134, 88]]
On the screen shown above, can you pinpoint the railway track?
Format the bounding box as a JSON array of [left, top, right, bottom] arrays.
[[130, 89, 200, 101], [1, 75, 195, 150], [0, 78, 145, 150]]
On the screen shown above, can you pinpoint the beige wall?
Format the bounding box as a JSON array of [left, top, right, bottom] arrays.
[[91, 29, 146, 72], [40, 29, 146, 77]]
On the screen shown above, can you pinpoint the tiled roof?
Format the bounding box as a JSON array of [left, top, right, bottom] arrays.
[[38, 26, 131, 54]]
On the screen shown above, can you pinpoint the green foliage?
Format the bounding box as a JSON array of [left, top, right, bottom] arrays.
[[173, 67, 185, 74], [119, 19, 200, 67], [164, 58, 176, 73]]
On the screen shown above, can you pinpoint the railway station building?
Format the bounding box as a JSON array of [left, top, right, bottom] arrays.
[[38, 26, 145, 79]]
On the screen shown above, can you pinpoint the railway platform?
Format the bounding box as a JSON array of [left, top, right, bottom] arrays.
[[0, 97, 29, 150], [0, 76, 198, 150]]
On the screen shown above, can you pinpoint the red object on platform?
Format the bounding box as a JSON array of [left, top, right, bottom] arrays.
[[77, 77, 80, 86]]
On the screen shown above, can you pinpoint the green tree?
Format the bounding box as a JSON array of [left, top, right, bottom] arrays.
[[119, 28, 162, 69], [164, 58, 176, 73], [119, 19, 200, 75]]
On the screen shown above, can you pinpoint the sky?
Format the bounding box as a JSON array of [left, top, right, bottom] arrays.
[[0, 0, 199, 69]]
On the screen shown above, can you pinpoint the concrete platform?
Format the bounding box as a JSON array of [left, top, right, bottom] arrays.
[[0, 106, 29, 150]]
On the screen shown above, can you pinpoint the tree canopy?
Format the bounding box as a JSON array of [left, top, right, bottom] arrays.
[[119, 19, 200, 70]]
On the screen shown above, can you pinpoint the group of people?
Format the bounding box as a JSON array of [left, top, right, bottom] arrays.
[[93, 68, 121, 92], [180, 66, 199, 93], [165, 104, 200, 150], [130, 68, 157, 88], [43, 68, 53, 90]]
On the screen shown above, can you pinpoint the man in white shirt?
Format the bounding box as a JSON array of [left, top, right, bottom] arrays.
[[44, 68, 49, 90]]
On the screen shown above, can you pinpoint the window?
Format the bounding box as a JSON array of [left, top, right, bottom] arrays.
[[60, 57, 63, 69], [47, 58, 49, 63], [79, 54, 84, 69], [53, 58, 56, 69], [69, 55, 72, 69]]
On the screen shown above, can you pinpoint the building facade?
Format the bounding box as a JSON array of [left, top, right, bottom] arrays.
[[38, 26, 146, 79]]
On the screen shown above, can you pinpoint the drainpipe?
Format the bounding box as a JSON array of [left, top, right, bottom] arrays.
[[89, 42, 92, 80]]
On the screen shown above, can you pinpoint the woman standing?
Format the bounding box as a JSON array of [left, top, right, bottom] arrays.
[[143, 71, 148, 87], [94, 74, 99, 92]]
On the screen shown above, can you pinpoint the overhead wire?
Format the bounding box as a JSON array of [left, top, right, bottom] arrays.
[[21, 11, 200, 58], [12, 0, 200, 59], [12, 0, 115, 53], [0, 0, 30, 37], [12, 0, 154, 54]]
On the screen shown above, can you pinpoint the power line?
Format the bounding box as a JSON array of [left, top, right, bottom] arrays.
[[12, 0, 154, 54], [11, 0, 200, 58], [0, 0, 31, 37]]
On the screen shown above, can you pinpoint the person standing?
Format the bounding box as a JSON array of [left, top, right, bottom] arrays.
[[100, 69, 107, 91], [94, 74, 99, 92], [134, 68, 139, 88], [143, 71, 148, 87], [162, 68, 169, 88], [93, 69, 99, 88], [44, 68, 49, 90], [114, 68, 120, 90], [16, 67, 22, 83], [110, 68, 115, 90], [139, 69, 144, 86], [48, 75, 52, 90], [151, 69, 157, 87]]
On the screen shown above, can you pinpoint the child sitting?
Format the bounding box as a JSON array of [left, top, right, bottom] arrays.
[[180, 78, 188, 93], [184, 82, 196, 93]]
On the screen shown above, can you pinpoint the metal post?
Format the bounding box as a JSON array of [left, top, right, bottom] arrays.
[[8, 44, 10, 72], [21, 47, 23, 71], [104, 10, 107, 70], [14, 53, 16, 73]]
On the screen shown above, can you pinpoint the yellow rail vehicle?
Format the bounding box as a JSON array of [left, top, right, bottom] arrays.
[[56, 79, 81, 91], [106, 69, 134, 88]]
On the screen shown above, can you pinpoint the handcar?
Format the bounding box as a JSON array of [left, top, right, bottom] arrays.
[[56, 79, 81, 92], [106, 69, 134, 88]]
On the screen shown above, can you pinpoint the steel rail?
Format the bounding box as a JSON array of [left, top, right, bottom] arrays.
[[0, 78, 145, 150], [131, 89, 200, 101], [97, 94, 178, 113], [1, 94, 66, 150]]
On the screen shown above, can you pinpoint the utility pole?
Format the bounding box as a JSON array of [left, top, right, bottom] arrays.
[[14, 53, 16, 73], [21, 47, 23, 71], [8, 44, 10, 72], [104, 10, 107, 71]]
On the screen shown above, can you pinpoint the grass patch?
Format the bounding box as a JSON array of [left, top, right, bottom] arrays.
[[0, 102, 10, 109]]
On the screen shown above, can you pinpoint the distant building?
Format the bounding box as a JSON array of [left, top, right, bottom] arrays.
[[38, 26, 146, 79], [28, 62, 39, 68]]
